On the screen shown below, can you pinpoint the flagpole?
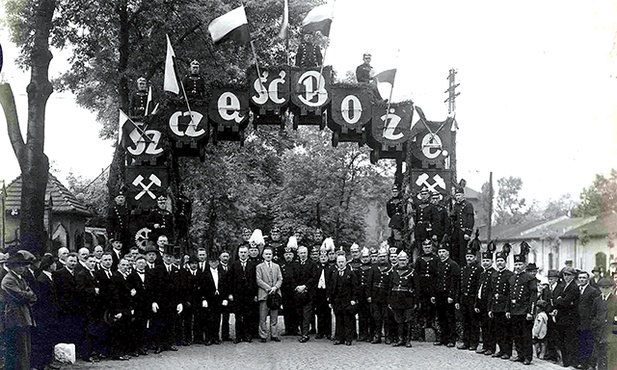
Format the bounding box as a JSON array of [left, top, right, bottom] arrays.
[[384, 48, 400, 127], [318, 0, 335, 81], [178, 78, 195, 126], [145, 86, 151, 116], [250, 40, 267, 94], [121, 111, 152, 145]]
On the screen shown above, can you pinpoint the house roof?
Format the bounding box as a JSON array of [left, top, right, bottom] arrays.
[[464, 186, 481, 200], [564, 212, 617, 238], [4, 174, 91, 216], [479, 215, 598, 242]]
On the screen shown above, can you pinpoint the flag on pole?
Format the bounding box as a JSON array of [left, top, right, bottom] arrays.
[[301, 3, 334, 36], [374, 68, 397, 86], [164, 35, 180, 94], [278, 0, 289, 39], [118, 109, 141, 147], [208, 6, 250, 45]]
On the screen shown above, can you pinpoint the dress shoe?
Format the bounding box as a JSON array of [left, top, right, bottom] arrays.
[[523, 359, 531, 365], [113, 356, 130, 361], [371, 337, 381, 344], [469, 346, 477, 351], [153, 347, 163, 354], [433, 342, 443, 346], [138, 348, 149, 356], [406, 340, 412, 348], [213, 339, 221, 345], [233, 339, 241, 344], [484, 350, 493, 356], [491, 352, 503, 358], [385, 338, 393, 345], [316, 334, 324, 339], [299, 336, 309, 343], [447, 343, 455, 348], [501, 354, 510, 360], [333, 340, 343, 345], [168, 346, 178, 351], [245, 338, 252, 343], [345, 341, 352, 346], [271, 337, 280, 342], [475, 348, 486, 354], [130, 352, 139, 357], [457, 344, 468, 350], [510, 357, 524, 363], [260, 338, 267, 343]]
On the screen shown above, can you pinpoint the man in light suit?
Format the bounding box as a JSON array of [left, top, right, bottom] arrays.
[[256, 247, 283, 342]]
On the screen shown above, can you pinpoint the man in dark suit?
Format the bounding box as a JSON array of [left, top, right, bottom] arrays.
[[53, 253, 84, 351], [202, 253, 228, 345], [544, 269, 561, 362], [93, 252, 114, 356], [280, 246, 299, 336], [474, 248, 496, 355], [591, 278, 617, 370], [76, 255, 101, 362], [294, 246, 318, 343], [126, 255, 151, 356], [218, 250, 232, 341], [551, 266, 580, 368], [229, 245, 257, 343], [109, 258, 133, 360], [150, 246, 183, 353], [1, 250, 37, 370], [577, 270, 600, 370], [329, 254, 359, 346], [179, 256, 203, 346], [432, 241, 460, 347], [110, 239, 124, 272], [314, 248, 333, 340], [487, 250, 514, 360]]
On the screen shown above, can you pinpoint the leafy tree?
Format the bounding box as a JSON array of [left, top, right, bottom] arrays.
[[573, 170, 617, 217], [1, 0, 56, 255], [494, 176, 528, 225], [66, 171, 109, 227]]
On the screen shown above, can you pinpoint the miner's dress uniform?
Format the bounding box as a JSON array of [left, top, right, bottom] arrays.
[[475, 264, 496, 354], [107, 204, 130, 253], [386, 195, 405, 237], [434, 256, 460, 346], [355, 63, 372, 83], [508, 269, 537, 363], [147, 207, 174, 243], [354, 261, 373, 341], [367, 263, 392, 343], [451, 199, 474, 264], [488, 267, 514, 357], [129, 90, 149, 118], [295, 42, 322, 67], [415, 251, 438, 330], [388, 264, 417, 346], [458, 261, 482, 349], [432, 201, 450, 243], [413, 199, 436, 249], [182, 74, 205, 101]]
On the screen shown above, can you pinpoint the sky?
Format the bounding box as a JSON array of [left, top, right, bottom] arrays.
[[1, 0, 616, 205]]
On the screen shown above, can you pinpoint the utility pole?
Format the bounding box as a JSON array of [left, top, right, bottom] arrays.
[[444, 68, 460, 115], [488, 171, 493, 241]]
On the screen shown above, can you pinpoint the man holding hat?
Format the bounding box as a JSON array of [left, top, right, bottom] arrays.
[[551, 265, 580, 368], [1, 250, 37, 370], [507, 251, 537, 365], [487, 247, 514, 359], [432, 238, 460, 347], [451, 187, 474, 265]]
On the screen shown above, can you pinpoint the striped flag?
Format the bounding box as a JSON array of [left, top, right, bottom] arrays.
[[302, 3, 334, 36], [118, 109, 141, 147], [163, 35, 180, 94], [208, 6, 250, 45], [278, 0, 289, 39]]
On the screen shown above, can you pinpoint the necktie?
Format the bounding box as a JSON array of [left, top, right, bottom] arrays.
[[242, 262, 246, 272], [339, 271, 343, 277], [167, 265, 171, 274]]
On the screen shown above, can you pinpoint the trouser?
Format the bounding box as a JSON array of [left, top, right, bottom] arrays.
[[511, 315, 533, 361], [281, 289, 298, 334], [493, 312, 512, 356], [478, 307, 495, 352], [31, 325, 56, 369], [436, 295, 456, 345], [460, 300, 479, 348], [234, 301, 252, 341], [371, 302, 388, 339], [296, 302, 313, 337], [221, 307, 231, 340], [333, 304, 355, 342], [595, 341, 608, 370], [451, 230, 466, 265], [357, 299, 372, 339], [545, 318, 559, 361], [110, 317, 130, 358], [206, 305, 222, 342], [391, 307, 414, 344], [193, 307, 207, 343], [130, 310, 148, 352], [5, 326, 31, 370], [153, 306, 176, 349], [577, 329, 595, 368], [250, 301, 260, 338], [181, 308, 195, 343], [556, 323, 578, 367], [258, 301, 279, 339], [386, 308, 397, 341], [313, 290, 331, 337], [418, 290, 435, 328]]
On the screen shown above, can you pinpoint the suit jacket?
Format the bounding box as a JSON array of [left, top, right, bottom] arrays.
[[76, 268, 99, 317], [150, 263, 182, 308], [578, 283, 601, 330], [32, 272, 58, 327], [1, 270, 37, 328], [507, 271, 537, 316], [591, 292, 617, 343], [552, 280, 580, 326], [488, 268, 514, 313], [110, 271, 132, 316], [475, 266, 495, 310], [229, 260, 257, 303], [94, 268, 114, 313], [127, 269, 152, 315], [294, 259, 319, 301], [256, 261, 283, 301], [180, 268, 205, 310], [53, 267, 80, 316], [328, 268, 359, 308], [203, 266, 229, 306]]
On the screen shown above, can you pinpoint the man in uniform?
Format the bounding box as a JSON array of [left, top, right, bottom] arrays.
[[451, 187, 474, 265], [368, 247, 392, 344], [182, 60, 205, 101], [551, 266, 580, 368], [354, 247, 373, 341], [456, 245, 481, 351], [507, 251, 537, 365], [414, 187, 437, 252], [147, 195, 174, 245], [355, 53, 374, 83], [295, 32, 323, 67], [295, 246, 318, 343], [386, 185, 406, 249], [388, 250, 416, 348], [107, 189, 130, 254], [432, 239, 460, 347], [268, 227, 285, 263], [475, 245, 496, 355], [430, 191, 449, 243], [129, 77, 152, 118], [415, 239, 438, 337], [488, 249, 514, 360]]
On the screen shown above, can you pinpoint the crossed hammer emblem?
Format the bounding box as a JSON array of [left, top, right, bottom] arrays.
[[132, 174, 162, 200], [415, 173, 446, 193]]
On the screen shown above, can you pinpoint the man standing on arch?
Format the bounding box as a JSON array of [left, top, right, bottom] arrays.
[[451, 187, 474, 265]]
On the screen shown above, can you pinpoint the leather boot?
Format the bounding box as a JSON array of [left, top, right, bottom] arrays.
[[405, 324, 413, 348], [392, 324, 405, 347]]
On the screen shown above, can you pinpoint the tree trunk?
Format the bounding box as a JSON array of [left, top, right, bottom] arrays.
[[0, 0, 55, 256]]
